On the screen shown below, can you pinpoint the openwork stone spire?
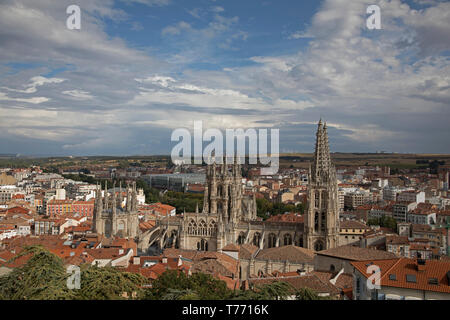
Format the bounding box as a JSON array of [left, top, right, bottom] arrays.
[[312, 119, 332, 182]]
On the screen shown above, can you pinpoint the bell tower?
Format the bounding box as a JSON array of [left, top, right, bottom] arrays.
[[304, 119, 339, 251]]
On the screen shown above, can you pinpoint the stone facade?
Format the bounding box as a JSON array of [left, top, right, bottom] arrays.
[[93, 181, 139, 239], [304, 120, 340, 251]]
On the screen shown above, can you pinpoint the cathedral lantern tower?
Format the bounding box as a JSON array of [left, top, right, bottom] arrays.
[[304, 120, 339, 251]]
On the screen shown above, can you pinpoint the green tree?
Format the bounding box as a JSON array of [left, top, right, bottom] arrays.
[[253, 281, 295, 300], [162, 288, 199, 300], [144, 270, 233, 300], [295, 287, 327, 300], [189, 272, 232, 300], [144, 269, 191, 299], [233, 281, 295, 300], [368, 216, 397, 230], [75, 265, 146, 300], [0, 246, 76, 300], [0, 246, 146, 300], [256, 198, 272, 219]]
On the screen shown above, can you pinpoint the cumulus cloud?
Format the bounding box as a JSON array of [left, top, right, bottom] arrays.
[[0, 92, 49, 104], [62, 90, 94, 100], [0, 0, 448, 155], [2, 76, 65, 94], [162, 21, 192, 36]]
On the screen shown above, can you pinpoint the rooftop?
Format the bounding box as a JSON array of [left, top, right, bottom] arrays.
[[351, 258, 450, 294], [317, 245, 397, 261]]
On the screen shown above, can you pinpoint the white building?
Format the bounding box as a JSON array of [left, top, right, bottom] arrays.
[[398, 191, 425, 204], [408, 211, 436, 225], [393, 202, 417, 223], [0, 186, 20, 203], [372, 179, 389, 188]]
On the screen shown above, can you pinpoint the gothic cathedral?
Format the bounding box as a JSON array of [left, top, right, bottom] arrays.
[[107, 119, 339, 253]]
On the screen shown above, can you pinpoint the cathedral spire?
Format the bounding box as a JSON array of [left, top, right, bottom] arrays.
[[112, 181, 117, 216], [104, 180, 109, 210], [119, 181, 123, 209], [126, 183, 131, 212], [305, 119, 339, 251], [131, 181, 137, 211], [312, 119, 332, 180], [95, 184, 102, 219]]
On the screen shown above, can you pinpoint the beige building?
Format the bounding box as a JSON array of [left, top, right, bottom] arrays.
[[344, 191, 370, 210], [238, 244, 315, 280], [277, 191, 294, 203], [386, 235, 410, 257], [339, 220, 370, 245], [0, 173, 16, 186]]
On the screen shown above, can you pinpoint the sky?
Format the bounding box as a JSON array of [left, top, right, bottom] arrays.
[[0, 0, 449, 156]]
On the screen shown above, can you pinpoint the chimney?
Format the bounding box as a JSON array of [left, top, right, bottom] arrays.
[[133, 256, 141, 265], [162, 257, 167, 264], [417, 258, 426, 271], [178, 255, 182, 267]]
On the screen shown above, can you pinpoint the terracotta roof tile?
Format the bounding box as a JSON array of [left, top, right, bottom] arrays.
[[255, 245, 315, 264], [317, 245, 397, 261], [351, 258, 450, 294]]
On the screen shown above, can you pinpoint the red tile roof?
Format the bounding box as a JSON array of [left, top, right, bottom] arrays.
[[351, 258, 450, 294]]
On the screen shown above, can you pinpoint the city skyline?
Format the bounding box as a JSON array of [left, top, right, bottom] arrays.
[[1, 0, 449, 156]]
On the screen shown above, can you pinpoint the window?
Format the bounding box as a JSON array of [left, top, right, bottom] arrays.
[[406, 274, 416, 283], [199, 220, 207, 236], [268, 233, 277, 248], [208, 220, 217, 236], [253, 233, 261, 247], [238, 232, 245, 245], [356, 277, 361, 294], [314, 212, 319, 232], [389, 274, 397, 281], [283, 233, 292, 246], [428, 278, 438, 285], [321, 212, 326, 231], [198, 239, 208, 251]]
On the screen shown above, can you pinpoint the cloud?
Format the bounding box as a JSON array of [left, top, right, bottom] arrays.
[[0, 0, 448, 155], [187, 8, 203, 19], [210, 6, 225, 13], [129, 75, 313, 113], [160, 13, 247, 64], [0, 92, 49, 104], [161, 21, 192, 36], [2, 76, 65, 94], [120, 0, 170, 6], [62, 90, 94, 100]]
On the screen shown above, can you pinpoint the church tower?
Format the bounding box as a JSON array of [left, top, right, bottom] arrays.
[[304, 120, 339, 251], [92, 181, 139, 239], [201, 156, 244, 224]]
